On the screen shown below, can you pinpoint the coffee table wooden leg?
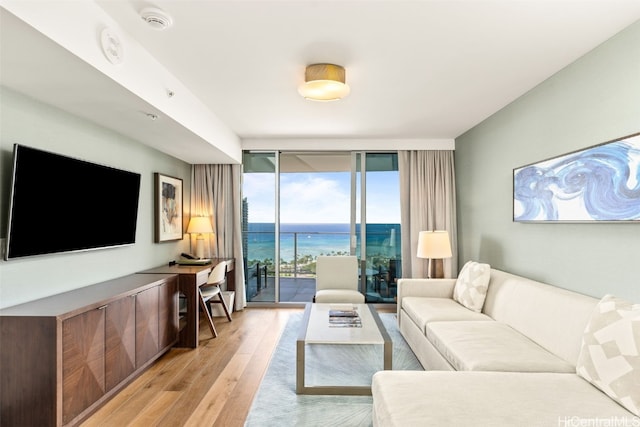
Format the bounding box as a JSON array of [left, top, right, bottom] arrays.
[[296, 338, 305, 393], [384, 339, 392, 370]]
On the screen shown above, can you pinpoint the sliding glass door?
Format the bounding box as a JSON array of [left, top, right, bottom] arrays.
[[355, 153, 401, 302], [242, 151, 401, 304], [278, 152, 352, 302]]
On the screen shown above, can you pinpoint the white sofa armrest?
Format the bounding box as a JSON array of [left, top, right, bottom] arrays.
[[396, 278, 456, 319]]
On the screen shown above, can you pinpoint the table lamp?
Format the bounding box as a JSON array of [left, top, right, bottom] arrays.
[[417, 230, 452, 279], [186, 216, 213, 259]]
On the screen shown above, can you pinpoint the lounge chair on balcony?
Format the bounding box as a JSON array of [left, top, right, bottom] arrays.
[[375, 258, 399, 298], [313, 255, 365, 304]]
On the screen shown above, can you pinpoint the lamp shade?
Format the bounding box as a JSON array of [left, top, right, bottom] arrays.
[[298, 63, 350, 101], [186, 216, 213, 234], [417, 230, 452, 259]]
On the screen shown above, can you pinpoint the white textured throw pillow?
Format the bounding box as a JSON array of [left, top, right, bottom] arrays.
[[452, 261, 490, 312], [576, 294, 640, 416]]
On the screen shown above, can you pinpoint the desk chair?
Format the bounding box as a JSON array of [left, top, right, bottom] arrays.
[[198, 261, 233, 338], [314, 255, 365, 304]]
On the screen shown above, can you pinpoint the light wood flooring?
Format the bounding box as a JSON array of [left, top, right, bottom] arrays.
[[81, 307, 302, 427]]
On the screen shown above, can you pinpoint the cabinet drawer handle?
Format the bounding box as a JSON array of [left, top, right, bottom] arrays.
[[97, 305, 108, 310]]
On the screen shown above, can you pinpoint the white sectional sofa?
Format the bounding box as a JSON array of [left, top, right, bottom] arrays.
[[372, 263, 640, 426]]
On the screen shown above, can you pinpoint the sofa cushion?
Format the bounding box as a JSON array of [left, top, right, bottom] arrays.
[[402, 297, 491, 333], [453, 261, 490, 312], [576, 294, 640, 416], [372, 371, 636, 427], [426, 321, 575, 372], [482, 269, 599, 367]]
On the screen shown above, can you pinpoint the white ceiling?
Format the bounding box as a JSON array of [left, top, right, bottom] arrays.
[[2, 1, 640, 163]]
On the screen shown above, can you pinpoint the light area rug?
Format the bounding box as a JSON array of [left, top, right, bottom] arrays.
[[245, 312, 423, 427]]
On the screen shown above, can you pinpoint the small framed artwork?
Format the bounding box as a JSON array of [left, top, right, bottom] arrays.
[[154, 173, 183, 242], [513, 132, 640, 222]]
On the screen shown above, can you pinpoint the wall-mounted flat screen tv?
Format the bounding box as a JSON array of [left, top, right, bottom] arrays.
[[5, 144, 142, 260]]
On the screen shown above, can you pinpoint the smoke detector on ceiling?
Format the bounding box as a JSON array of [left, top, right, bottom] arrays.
[[140, 7, 173, 30]]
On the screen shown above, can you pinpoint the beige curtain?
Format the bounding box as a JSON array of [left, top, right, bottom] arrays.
[[191, 164, 246, 310], [399, 150, 458, 278]]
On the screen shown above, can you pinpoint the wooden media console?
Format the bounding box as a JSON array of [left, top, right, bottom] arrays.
[[0, 273, 179, 426]]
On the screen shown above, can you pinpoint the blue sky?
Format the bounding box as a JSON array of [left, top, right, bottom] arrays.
[[243, 171, 401, 223]]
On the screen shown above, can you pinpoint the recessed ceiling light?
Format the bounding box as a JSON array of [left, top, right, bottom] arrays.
[[100, 28, 124, 64], [140, 7, 173, 30]]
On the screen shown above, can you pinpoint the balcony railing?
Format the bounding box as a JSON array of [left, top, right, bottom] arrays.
[[244, 229, 400, 302]]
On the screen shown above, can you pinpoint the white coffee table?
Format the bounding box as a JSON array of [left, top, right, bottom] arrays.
[[296, 303, 392, 395]]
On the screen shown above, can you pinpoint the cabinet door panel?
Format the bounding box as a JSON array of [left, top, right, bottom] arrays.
[[62, 308, 105, 424], [105, 295, 136, 391], [159, 277, 179, 349], [136, 286, 159, 368]]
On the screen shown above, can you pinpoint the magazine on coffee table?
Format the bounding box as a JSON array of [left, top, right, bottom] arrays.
[[328, 304, 361, 327], [329, 317, 362, 328], [328, 309, 359, 317], [328, 304, 358, 316]]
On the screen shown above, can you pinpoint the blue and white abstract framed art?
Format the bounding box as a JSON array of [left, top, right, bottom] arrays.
[[513, 132, 640, 222]]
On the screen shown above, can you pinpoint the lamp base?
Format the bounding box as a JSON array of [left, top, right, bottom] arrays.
[[428, 258, 445, 279], [195, 236, 205, 259]]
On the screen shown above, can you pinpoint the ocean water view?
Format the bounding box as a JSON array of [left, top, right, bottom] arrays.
[[245, 223, 400, 263]]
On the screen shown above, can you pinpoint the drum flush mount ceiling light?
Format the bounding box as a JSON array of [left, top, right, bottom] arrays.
[[298, 63, 350, 101]]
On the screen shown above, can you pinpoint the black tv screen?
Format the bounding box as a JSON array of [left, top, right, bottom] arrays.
[[5, 144, 142, 260]]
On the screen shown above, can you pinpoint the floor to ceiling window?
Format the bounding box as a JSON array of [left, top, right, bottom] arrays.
[[242, 151, 400, 304], [242, 152, 277, 303]]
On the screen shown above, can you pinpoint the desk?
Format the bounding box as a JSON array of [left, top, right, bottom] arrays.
[[139, 258, 234, 348]]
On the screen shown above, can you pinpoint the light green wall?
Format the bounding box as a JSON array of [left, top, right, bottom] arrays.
[[455, 22, 640, 302], [0, 88, 192, 308]]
